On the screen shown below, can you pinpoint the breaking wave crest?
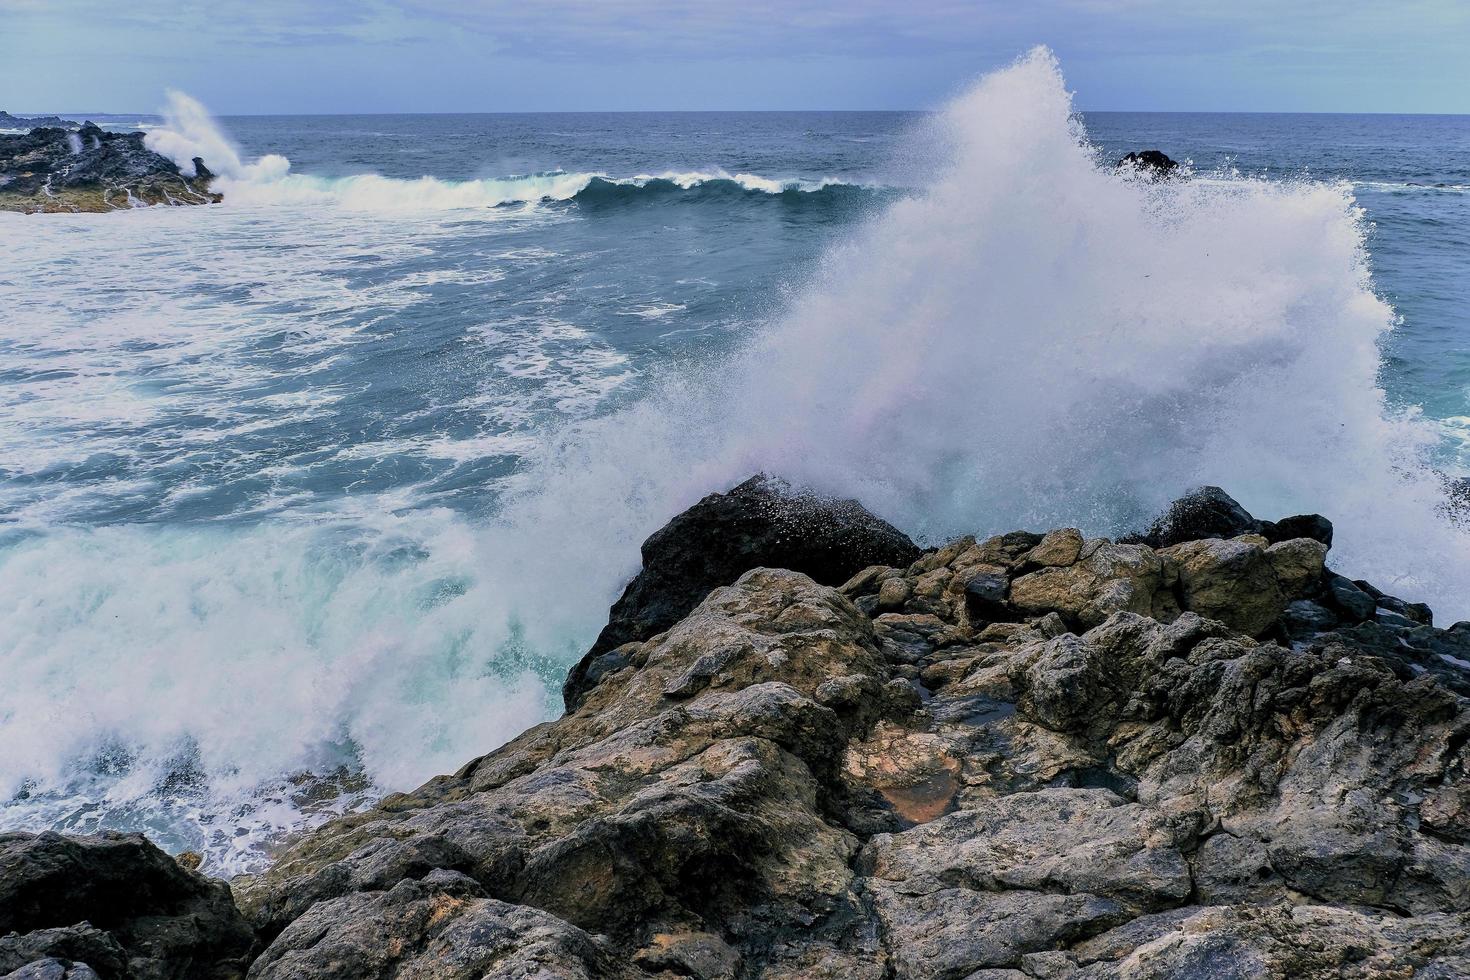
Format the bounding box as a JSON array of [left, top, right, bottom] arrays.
[[487, 46, 1470, 645], [8, 48, 1470, 874], [144, 93, 876, 212]]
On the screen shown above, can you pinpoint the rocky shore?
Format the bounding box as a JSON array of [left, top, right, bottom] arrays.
[[4, 476, 1470, 978], [0, 123, 218, 214], [0, 111, 80, 130]]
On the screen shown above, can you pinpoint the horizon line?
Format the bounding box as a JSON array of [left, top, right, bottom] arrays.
[[21, 107, 1470, 120]]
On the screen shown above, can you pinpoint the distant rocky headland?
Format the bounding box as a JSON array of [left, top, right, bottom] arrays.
[[0, 122, 218, 214], [0, 111, 81, 130], [5, 476, 1470, 978]]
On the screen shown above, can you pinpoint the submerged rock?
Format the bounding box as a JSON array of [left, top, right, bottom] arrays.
[[0, 123, 219, 213], [1116, 149, 1179, 178], [12, 478, 1470, 977]]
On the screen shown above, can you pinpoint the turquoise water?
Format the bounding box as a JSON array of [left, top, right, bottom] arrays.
[[2, 54, 1468, 870]]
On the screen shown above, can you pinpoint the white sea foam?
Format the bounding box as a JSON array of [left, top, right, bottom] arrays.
[[139, 94, 864, 212], [0, 514, 559, 875], [5, 48, 1470, 873], [484, 46, 1470, 654]]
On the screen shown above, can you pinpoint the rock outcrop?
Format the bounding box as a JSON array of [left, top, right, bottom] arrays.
[[565, 475, 921, 710], [0, 112, 80, 131], [6, 480, 1470, 978], [0, 123, 219, 214], [0, 831, 255, 979]]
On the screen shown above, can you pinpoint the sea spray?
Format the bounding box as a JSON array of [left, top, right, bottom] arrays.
[[4, 48, 1470, 873], [143, 93, 865, 211], [487, 47, 1470, 649]]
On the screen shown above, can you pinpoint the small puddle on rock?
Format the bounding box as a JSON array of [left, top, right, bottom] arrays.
[[879, 766, 960, 824]]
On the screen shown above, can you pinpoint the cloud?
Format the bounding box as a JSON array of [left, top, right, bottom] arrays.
[[2, 0, 1468, 112]]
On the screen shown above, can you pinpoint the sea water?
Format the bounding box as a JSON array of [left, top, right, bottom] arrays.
[[2, 50, 1468, 872]]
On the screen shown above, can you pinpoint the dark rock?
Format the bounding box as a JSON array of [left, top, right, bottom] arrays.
[[0, 124, 219, 213], [1142, 485, 1259, 548], [564, 474, 919, 709], [962, 568, 1010, 620], [1260, 512, 1334, 547], [1116, 149, 1178, 178], [1377, 593, 1434, 626], [1282, 598, 1338, 635], [0, 831, 254, 980], [4, 959, 105, 980], [0, 926, 125, 979], [0, 111, 79, 130], [1323, 572, 1376, 623]]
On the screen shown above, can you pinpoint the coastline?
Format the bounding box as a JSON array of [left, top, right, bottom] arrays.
[[0, 122, 219, 214], [5, 476, 1469, 978]]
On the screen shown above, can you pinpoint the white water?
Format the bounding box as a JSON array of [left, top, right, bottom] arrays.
[[489, 48, 1470, 647], [143, 91, 857, 212], [5, 48, 1469, 872]]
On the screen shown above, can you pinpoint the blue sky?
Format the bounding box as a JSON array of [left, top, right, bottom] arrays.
[[3, 0, 1469, 114]]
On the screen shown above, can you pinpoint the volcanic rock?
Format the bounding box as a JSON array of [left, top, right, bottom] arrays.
[[564, 474, 920, 709], [0, 123, 220, 213], [0, 831, 254, 979], [0, 111, 80, 130], [1116, 149, 1179, 178]]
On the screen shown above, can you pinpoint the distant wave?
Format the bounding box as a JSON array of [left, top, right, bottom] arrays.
[[140, 94, 883, 213], [1354, 180, 1470, 195], [212, 169, 884, 211]]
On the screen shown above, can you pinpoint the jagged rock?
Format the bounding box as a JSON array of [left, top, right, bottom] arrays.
[[245, 871, 633, 980], [19, 480, 1470, 978], [226, 480, 1470, 977], [0, 111, 79, 130], [564, 475, 919, 709], [1161, 536, 1285, 636], [1141, 485, 1258, 548], [0, 831, 254, 980], [1024, 527, 1084, 568], [0, 123, 219, 213], [1009, 542, 1170, 628], [236, 568, 893, 977]]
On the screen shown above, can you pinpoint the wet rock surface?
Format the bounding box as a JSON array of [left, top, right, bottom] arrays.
[[565, 474, 920, 709], [1115, 149, 1179, 179], [0, 831, 255, 979], [0, 112, 80, 130], [7, 480, 1470, 978], [0, 123, 218, 213]]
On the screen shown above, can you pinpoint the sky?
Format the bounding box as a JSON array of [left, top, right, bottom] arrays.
[[2, 0, 1469, 115]]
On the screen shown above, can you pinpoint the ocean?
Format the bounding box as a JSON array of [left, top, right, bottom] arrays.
[[3, 51, 1469, 872]]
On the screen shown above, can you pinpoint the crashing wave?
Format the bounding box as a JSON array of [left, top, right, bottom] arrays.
[[142, 94, 879, 212]]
